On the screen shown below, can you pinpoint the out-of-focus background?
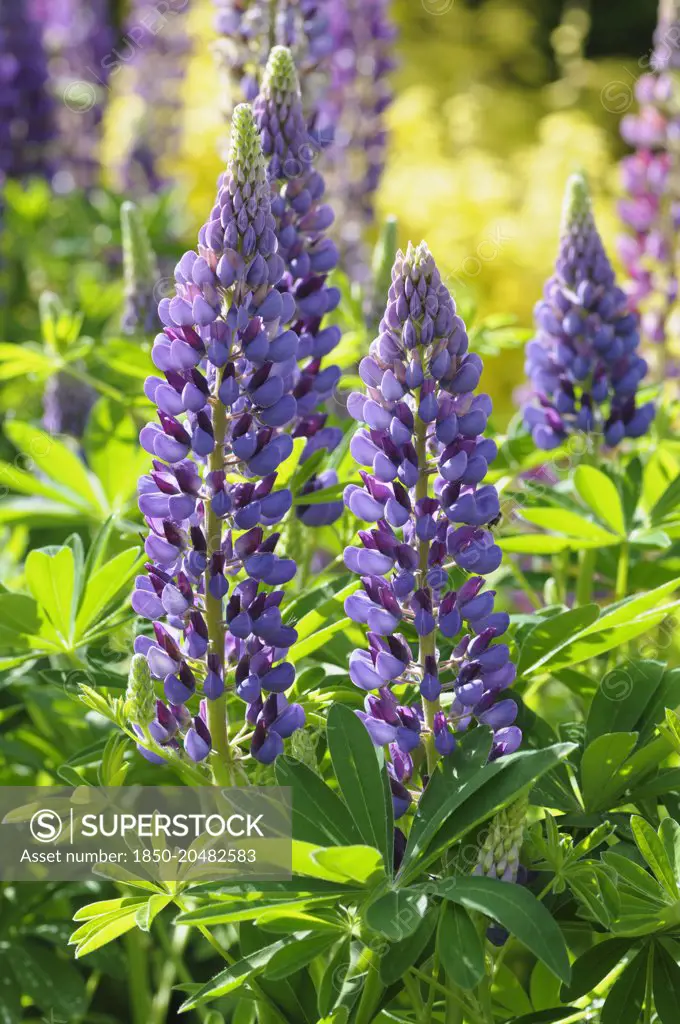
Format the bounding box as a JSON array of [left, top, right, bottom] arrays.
[[3, 0, 662, 423]]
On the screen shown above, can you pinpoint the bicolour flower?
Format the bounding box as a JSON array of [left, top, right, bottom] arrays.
[[343, 241, 520, 805], [524, 172, 655, 450], [131, 104, 305, 770]]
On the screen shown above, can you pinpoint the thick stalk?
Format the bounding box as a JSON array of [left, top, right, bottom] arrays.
[[353, 947, 384, 1024], [615, 541, 630, 602], [124, 930, 151, 1024], [415, 404, 439, 775], [205, 382, 232, 786], [575, 548, 597, 606]]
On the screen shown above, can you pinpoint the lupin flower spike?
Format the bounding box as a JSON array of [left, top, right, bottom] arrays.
[[0, 0, 54, 185], [254, 45, 343, 526], [473, 796, 528, 883], [344, 241, 520, 819], [524, 172, 655, 450], [618, 0, 680, 370], [133, 103, 305, 778], [121, 201, 161, 335], [116, 0, 192, 192]]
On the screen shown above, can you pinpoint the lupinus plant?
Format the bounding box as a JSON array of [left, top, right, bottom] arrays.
[[524, 172, 655, 449], [619, 0, 680, 372], [121, 200, 160, 336], [213, 0, 396, 269], [117, 0, 193, 192], [344, 241, 520, 817], [30, 0, 112, 188], [132, 104, 305, 781], [0, 0, 54, 184], [254, 45, 343, 528]]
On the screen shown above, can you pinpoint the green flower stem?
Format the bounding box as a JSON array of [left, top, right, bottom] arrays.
[[644, 942, 654, 1024], [124, 929, 152, 1024], [575, 548, 597, 606], [353, 946, 384, 1024], [408, 965, 483, 1024], [424, 947, 440, 1020], [205, 381, 233, 787], [615, 540, 630, 602], [415, 399, 440, 775], [508, 557, 542, 610], [152, 922, 211, 1024]]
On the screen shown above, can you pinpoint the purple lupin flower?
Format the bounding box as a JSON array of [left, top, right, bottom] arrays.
[[115, 1, 193, 193], [132, 104, 305, 776], [618, 0, 680, 370], [0, 0, 54, 185], [318, 0, 396, 273], [344, 241, 520, 802], [213, 1, 334, 123], [524, 172, 655, 450], [28, 0, 112, 189], [254, 45, 343, 524]]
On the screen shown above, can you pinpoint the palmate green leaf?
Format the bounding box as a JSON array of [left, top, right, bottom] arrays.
[[600, 946, 648, 1024], [327, 704, 393, 871], [176, 896, 339, 928], [520, 508, 618, 544], [438, 901, 485, 990], [0, 593, 41, 651], [581, 733, 638, 813], [275, 756, 362, 847], [567, 862, 620, 928], [0, 341, 54, 380], [574, 465, 625, 535], [400, 743, 574, 882], [379, 908, 437, 986], [364, 889, 429, 943], [6, 940, 87, 1016], [24, 546, 76, 644], [179, 935, 297, 1010], [264, 932, 339, 980], [524, 577, 680, 676], [653, 940, 680, 1024], [631, 816, 679, 899], [83, 397, 148, 509], [560, 936, 631, 1002], [517, 604, 599, 677], [74, 546, 142, 638], [660, 818, 680, 883], [69, 904, 148, 957], [602, 851, 669, 906], [651, 472, 680, 524], [312, 845, 385, 885], [289, 617, 354, 663], [425, 876, 571, 984], [586, 660, 666, 744], [5, 420, 103, 510]]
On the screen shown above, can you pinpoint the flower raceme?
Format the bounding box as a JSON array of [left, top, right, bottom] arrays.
[[524, 172, 655, 450], [254, 45, 343, 526], [618, 0, 680, 361], [131, 104, 305, 773], [343, 242, 520, 819]]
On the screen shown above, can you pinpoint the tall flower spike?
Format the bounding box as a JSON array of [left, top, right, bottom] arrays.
[[212, 1, 396, 274], [121, 201, 161, 336], [29, 0, 113, 189], [254, 46, 343, 527], [133, 104, 305, 777], [0, 0, 54, 185], [473, 797, 528, 883], [618, 0, 680, 373], [524, 172, 655, 450], [115, 1, 193, 193], [344, 241, 520, 815]]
